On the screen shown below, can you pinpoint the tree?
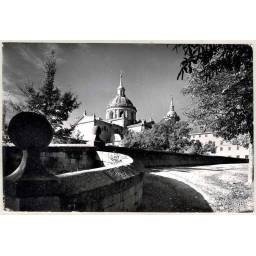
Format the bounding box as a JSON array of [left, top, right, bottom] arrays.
[[231, 134, 250, 149], [122, 120, 192, 153], [202, 141, 217, 154], [10, 51, 81, 143], [186, 140, 204, 155], [174, 44, 253, 182], [2, 100, 11, 143], [174, 44, 253, 141]]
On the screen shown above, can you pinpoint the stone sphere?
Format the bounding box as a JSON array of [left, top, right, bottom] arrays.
[[8, 112, 53, 150]]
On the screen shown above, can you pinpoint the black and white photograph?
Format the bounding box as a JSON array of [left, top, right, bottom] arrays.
[[2, 42, 254, 212]]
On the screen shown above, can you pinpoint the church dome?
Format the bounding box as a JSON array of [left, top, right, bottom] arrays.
[[164, 97, 180, 121], [106, 72, 137, 127], [166, 108, 176, 118], [108, 94, 136, 110], [107, 73, 136, 111]]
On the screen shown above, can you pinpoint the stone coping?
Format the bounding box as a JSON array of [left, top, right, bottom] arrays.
[[57, 151, 134, 178]]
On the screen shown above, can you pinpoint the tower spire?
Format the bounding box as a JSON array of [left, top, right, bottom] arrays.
[[170, 96, 174, 111], [119, 70, 123, 87], [117, 71, 125, 96]]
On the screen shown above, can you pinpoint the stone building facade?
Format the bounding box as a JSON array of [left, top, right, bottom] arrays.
[[190, 129, 249, 159]]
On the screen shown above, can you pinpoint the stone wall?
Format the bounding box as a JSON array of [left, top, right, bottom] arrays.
[[102, 146, 249, 168], [3, 144, 247, 212], [58, 166, 144, 212], [3, 145, 99, 176], [3, 145, 144, 212]]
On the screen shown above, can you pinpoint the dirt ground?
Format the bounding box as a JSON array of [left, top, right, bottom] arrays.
[[139, 164, 254, 213]]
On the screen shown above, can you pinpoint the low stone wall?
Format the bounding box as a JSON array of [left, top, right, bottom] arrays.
[[3, 145, 99, 176], [102, 146, 249, 168], [57, 160, 144, 212], [3, 145, 144, 212], [3, 143, 247, 212]]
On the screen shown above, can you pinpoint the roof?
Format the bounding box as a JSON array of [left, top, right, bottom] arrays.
[[107, 95, 136, 110]]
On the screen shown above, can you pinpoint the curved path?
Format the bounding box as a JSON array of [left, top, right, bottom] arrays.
[[139, 164, 253, 212]]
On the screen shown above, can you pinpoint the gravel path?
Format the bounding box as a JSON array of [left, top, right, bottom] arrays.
[[139, 164, 254, 213]]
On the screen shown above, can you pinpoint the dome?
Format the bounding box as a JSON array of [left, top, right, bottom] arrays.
[[107, 95, 136, 110], [166, 108, 177, 118], [107, 72, 136, 111], [164, 97, 180, 121]]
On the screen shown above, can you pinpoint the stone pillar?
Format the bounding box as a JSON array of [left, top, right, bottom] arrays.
[[4, 112, 61, 211]]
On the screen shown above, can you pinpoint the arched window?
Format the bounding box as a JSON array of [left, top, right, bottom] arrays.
[[119, 110, 124, 117], [109, 111, 113, 119]]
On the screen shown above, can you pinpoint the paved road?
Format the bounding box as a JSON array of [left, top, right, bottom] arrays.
[[139, 164, 253, 213]]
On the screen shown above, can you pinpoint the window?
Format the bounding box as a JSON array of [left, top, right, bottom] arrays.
[[199, 134, 201, 138], [220, 141, 223, 145], [236, 155, 240, 158], [205, 134, 208, 137], [228, 147, 231, 151], [237, 145, 239, 150], [220, 147, 223, 151], [245, 155, 249, 159], [193, 135, 195, 138]]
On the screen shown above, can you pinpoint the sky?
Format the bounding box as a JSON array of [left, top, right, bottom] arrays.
[[2, 43, 192, 125]]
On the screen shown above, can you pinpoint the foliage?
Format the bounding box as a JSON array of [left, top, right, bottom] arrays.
[[174, 44, 253, 143], [68, 130, 87, 144], [186, 140, 204, 155], [2, 101, 10, 143], [173, 44, 252, 81], [202, 141, 217, 154], [123, 120, 192, 153], [2, 122, 11, 143], [10, 51, 81, 143], [230, 133, 250, 149], [185, 140, 216, 155], [123, 120, 216, 155]]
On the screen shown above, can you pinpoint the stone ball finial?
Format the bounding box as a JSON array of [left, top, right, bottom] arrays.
[[8, 112, 53, 150]]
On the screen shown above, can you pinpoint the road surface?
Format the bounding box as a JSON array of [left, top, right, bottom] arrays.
[[139, 164, 253, 212]]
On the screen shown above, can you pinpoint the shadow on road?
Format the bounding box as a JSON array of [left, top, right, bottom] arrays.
[[138, 173, 213, 212]]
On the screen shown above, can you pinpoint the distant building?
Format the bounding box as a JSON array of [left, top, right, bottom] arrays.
[[190, 127, 249, 159], [163, 97, 180, 122], [74, 72, 153, 145]]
